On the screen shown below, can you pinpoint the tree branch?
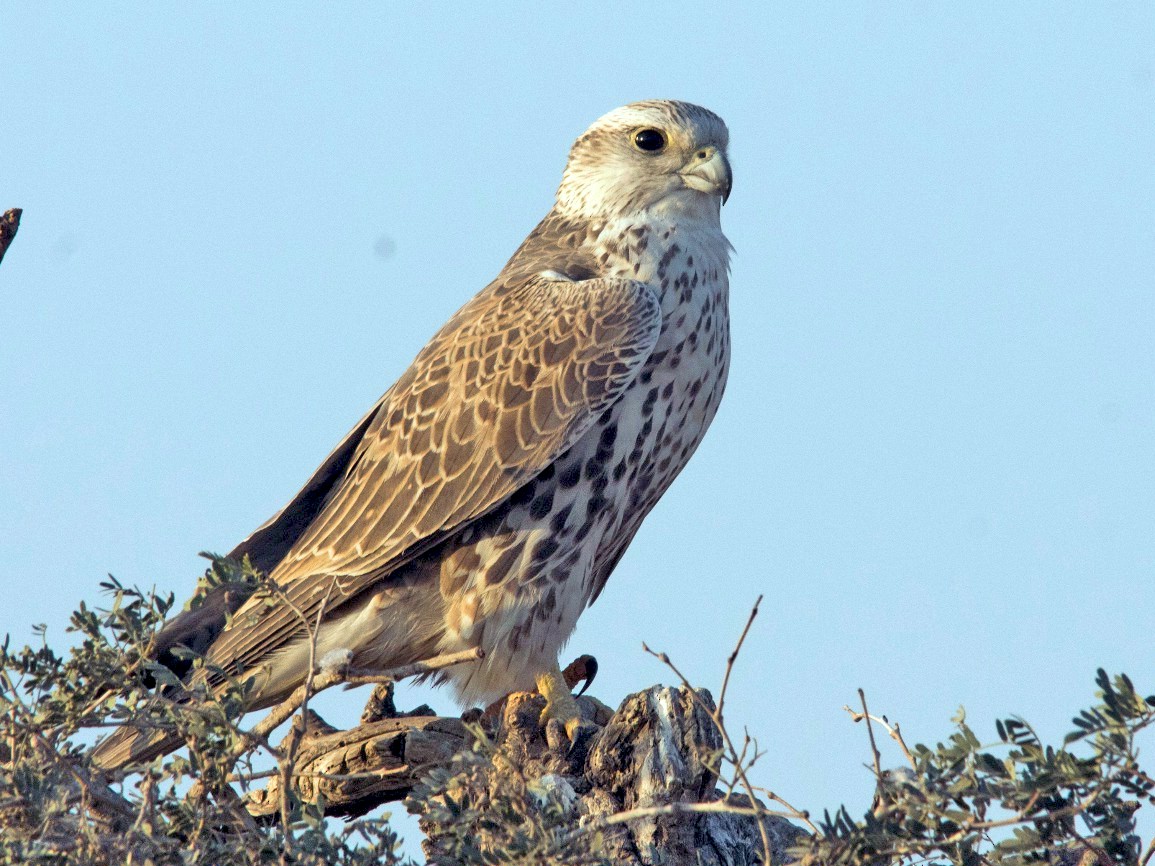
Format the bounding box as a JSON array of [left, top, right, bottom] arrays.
[[244, 711, 470, 818], [250, 647, 483, 743], [0, 208, 22, 266]]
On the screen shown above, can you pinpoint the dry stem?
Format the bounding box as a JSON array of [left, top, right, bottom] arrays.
[[249, 647, 483, 743], [642, 593, 812, 863], [842, 702, 916, 769]]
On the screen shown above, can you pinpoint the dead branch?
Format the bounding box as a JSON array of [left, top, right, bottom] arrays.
[[233, 680, 808, 865], [244, 711, 470, 819], [250, 647, 484, 743], [643, 593, 817, 859], [0, 208, 21, 266]]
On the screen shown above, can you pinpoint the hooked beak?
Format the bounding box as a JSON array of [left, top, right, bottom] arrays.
[[679, 145, 733, 204]]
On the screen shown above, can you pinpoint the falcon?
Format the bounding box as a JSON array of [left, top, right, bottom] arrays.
[[94, 99, 733, 768]]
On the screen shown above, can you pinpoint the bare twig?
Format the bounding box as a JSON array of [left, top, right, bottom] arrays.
[[564, 798, 797, 845], [0, 208, 20, 266], [250, 647, 483, 743], [1140, 834, 1155, 866], [273, 576, 337, 847], [642, 595, 802, 863], [717, 594, 761, 724], [843, 704, 916, 769], [858, 688, 883, 778]]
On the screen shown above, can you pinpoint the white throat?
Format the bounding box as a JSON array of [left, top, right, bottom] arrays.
[[594, 210, 732, 307]]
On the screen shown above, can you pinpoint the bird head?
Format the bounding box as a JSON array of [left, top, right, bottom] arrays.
[[556, 100, 732, 222]]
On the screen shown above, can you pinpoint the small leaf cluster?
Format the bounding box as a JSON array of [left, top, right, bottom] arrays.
[[793, 671, 1154, 866]]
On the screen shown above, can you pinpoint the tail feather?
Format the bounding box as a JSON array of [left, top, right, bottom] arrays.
[[90, 725, 185, 771]]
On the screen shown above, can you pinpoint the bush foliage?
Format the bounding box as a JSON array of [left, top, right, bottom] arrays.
[[791, 673, 1154, 865], [1, 565, 1150, 865]]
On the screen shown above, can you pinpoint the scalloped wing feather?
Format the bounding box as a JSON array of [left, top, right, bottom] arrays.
[[203, 273, 661, 682]]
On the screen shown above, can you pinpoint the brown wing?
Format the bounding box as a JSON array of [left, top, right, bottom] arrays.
[[147, 404, 382, 677], [203, 273, 662, 678]]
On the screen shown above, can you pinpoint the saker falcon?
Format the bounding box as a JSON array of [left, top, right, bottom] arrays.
[[94, 99, 733, 768]]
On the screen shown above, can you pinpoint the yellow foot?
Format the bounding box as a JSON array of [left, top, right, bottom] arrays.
[[536, 663, 584, 740]]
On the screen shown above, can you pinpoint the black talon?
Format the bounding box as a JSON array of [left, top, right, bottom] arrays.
[[563, 654, 599, 696], [576, 656, 598, 695]]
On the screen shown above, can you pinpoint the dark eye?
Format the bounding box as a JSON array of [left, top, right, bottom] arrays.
[[633, 128, 667, 152]]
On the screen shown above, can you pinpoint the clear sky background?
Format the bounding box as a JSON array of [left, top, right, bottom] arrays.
[[3, 2, 1153, 856]]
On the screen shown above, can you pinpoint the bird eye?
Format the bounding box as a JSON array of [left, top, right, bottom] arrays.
[[633, 128, 667, 152]]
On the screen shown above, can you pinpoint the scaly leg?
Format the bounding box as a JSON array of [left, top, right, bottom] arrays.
[[536, 660, 583, 739]]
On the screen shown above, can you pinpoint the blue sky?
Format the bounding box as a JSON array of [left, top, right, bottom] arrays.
[[3, 2, 1153, 853]]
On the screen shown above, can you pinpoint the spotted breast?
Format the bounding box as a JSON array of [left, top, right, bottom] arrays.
[[431, 205, 731, 706]]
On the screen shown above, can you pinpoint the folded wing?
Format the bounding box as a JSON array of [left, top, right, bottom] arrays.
[[202, 274, 662, 683]]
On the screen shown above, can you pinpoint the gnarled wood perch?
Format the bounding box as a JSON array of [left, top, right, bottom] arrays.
[[247, 682, 807, 865], [244, 710, 469, 818]]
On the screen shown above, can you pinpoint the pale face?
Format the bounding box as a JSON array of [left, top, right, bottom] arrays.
[[555, 100, 733, 221]]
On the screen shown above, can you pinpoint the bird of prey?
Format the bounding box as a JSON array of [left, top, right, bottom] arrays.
[[93, 99, 733, 768]]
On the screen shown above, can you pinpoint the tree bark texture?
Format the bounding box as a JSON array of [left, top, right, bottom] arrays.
[[250, 684, 807, 865]]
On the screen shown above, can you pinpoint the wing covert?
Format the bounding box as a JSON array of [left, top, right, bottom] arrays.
[[205, 274, 661, 679]]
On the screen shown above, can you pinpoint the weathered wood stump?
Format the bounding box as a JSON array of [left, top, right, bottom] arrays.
[[250, 683, 806, 864]]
